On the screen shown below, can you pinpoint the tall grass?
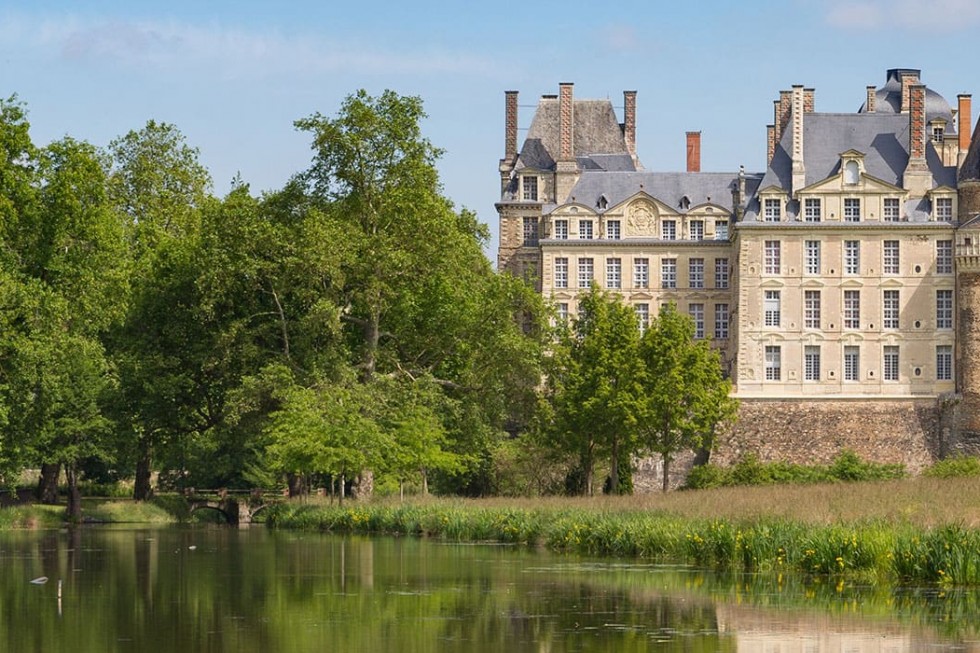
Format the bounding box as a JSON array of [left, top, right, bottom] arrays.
[[267, 477, 980, 586]]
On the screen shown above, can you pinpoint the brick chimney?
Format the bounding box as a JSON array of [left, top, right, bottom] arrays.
[[903, 83, 931, 197], [504, 91, 518, 160], [558, 82, 574, 162], [772, 99, 782, 148], [959, 94, 973, 163], [804, 88, 814, 114], [767, 124, 776, 164], [778, 90, 792, 139], [686, 131, 701, 172], [899, 70, 920, 113], [866, 85, 877, 113], [791, 85, 806, 196], [623, 90, 637, 158]]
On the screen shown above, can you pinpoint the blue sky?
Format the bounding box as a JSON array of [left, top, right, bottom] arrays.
[[3, 0, 979, 259]]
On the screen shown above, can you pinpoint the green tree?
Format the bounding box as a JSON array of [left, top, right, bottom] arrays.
[[544, 286, 643, 495], [636, 303, 737, 491]]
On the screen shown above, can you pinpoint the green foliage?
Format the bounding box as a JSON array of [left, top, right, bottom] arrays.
[[922, 455, 980, 478], [684, 451, 906, 489]]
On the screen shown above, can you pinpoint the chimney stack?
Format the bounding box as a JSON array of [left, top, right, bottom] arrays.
[[686, 131, 701, 172], [959, 94, 973, 162], [623, 90, 637, 158], [866, 85, 877, 113], [903, 83, 931, 197], [899, 70, 920, 113], [767, 124, 776, 164], [558, 82, 574, 162], [791, 85, 806, 195], [504, 91, 518, 160], [772, 99, 782, 147], [778, 90, 792, 139], [804, 88, 815, 114]]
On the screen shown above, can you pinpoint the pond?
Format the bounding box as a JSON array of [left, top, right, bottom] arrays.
[[0, 526, 976, 652]]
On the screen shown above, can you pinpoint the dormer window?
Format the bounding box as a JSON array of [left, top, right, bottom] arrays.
[[930, 120, 947, 144], [597, 194, 608, 210], [763, 198, 781, 222], [522, 176, 538, 201], [679, 196, 691, 210], [844, 160, 859, 185]]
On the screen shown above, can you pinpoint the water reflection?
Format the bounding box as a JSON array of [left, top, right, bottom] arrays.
[[0, 527, 974, 652]]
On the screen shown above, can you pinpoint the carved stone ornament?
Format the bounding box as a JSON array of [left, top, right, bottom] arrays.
[[627, 201, 656, 234]]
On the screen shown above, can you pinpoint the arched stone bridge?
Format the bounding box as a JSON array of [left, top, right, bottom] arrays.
[[185, 489, 280, 526]]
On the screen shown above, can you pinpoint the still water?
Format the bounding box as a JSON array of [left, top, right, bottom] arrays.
[[0, 526, 976, 652]]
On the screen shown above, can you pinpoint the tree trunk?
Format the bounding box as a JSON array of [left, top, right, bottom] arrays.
[[421, 469, 428, 496], [287, 473, 305, 498], [339, 474, 346, 505], [37, 462, 61, 504], [662, 454, 670, 493], [134, 439, 153, 501], [583, 448, 594, 497], [65, 464, 82, 522], [610, 439, 620, 495], [362, 309, 380, 382]]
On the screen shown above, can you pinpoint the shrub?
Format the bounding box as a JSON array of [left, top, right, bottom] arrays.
[[923, 456, 980, 479], [684, 463, 729, 489]]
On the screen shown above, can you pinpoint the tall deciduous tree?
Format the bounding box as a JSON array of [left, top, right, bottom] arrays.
[[637, 303, 737, 491], [544, 286, 643, 495]]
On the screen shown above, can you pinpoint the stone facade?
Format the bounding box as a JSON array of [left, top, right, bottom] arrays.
[[499, 68, 980, 486]]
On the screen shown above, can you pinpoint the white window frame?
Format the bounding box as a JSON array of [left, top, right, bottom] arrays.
[[689, 258, 704, 289], [804, 345, 821, 381], [764, 290, 781, 327], [689, 303, 704, 339], [937, 289, 953, 329], [714, 303, 729, 339], [844, 290, 860, 329], [804, 290, 820, 329], [764, 240, 781, 274], [883, 198, 900, 222], [554, 257, 568, 289], [804, 240, 820, 275], [883, 345, 899, 381], [579, 219, 593, 239], [606, 258, 621, 289], [883, 240, 900, 275], [690, 220, 704, 241], [844, 198, 861, 222], [661, 220, 676, 241], [883, 290, 899, 329], [763, 198, 781, 222], [606, 220, 621, 240], [553, 219, 568, 240], [937, 345, 953, 381], [804, 198, 822, 222], [935, 197, 953, 221], [715, 258, 729, 289], [765, 345, 781, 380], [634, 258, 649, 288], [661, 258, 677, 289], [844, 346, 860, 381], [635, 303, 649, 334], [577, 258, 594, 289], [936, 240, 953, 274], [522, 176, 538, 201], [844, 240, 860, 275]]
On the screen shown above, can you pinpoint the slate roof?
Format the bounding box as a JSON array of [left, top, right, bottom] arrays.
[[516, 98, 637, 172], [762, 112, 955, 190], [558, 171, 762, 215], [858, 69, 956, 133]]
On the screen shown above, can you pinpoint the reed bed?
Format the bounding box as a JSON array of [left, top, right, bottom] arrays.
[[267, 476, 980, 586]]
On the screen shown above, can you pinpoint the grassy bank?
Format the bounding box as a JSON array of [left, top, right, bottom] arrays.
[[266, 476, 980, 586], [0, 498, 181, 527]]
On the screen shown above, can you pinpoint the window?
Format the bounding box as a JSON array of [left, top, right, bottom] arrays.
[[715, 220, 729, 240], [715, 303, 729, 339], [844, 160, 859, 185], [765, 345, 782, 380], [661, 259, 677, 289], [554, 219, 568, 240], [883, 240, 900, 275], [844, 198, 861, 222], [764, 240, 781, 274], [937, 289, 953, 329], [522, 217, 538, 245], [689, 258, 704, 289], [764, 290, 781, 327], [804, 198, 822, 222], [804, 240, 821, 275], [936, 240, 953, 274], [844, 290, 860, 329], [804, 290, 821, 329], [635, 303, 649, 334], [883, 345, 899, 381], [932, 125, 945, 144], [579, 219, 593, 239], [690, 220, 704, 241], [883, 290, 899, 329], [715, 258, 729, 289], [607, 220, 621, 240], [661, 220, 676, 240], [554, 257, 568, 289], [557, 302, 569, 323], [689, 303, 704, 339], [937, 345, 953, 381], [522, 176, 538, 201], [634, 258, 649, 288], [844, 346, 860, 381], [844, 241, 860, 275], [883, 198, 900, 222], [804, 346, 821, 381], [935, 197, 953, 221], [577, 258, 593, 288], [764, 198, 781, 222], [606, 258, 621, 289]]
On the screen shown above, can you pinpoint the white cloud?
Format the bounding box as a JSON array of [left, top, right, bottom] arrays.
[[825, 0, 980, 30], [0, 12, 500, 79]]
